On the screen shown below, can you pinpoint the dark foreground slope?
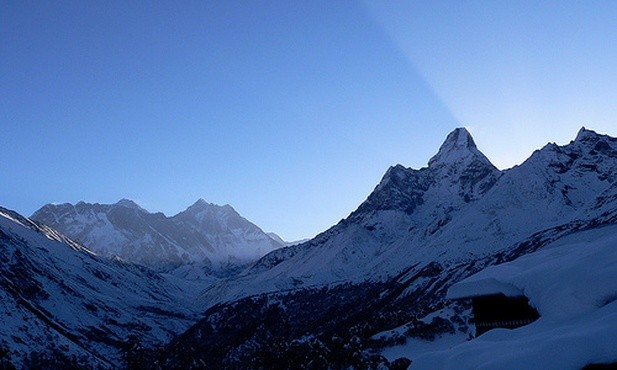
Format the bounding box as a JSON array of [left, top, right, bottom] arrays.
[[0, 207, 199, 368]]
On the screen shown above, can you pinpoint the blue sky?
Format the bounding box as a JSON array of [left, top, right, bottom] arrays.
[[2, 1, 616, 240]]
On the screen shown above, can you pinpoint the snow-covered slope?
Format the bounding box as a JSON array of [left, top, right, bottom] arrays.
[[414, 224, 617, 369], [0, 206, 200, 367], [202, 127, 617, 303], [31, 199, 283, 271]]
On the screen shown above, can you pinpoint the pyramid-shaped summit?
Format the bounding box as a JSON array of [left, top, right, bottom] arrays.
[[352, 128, 501, 218], [114, 198, 145, 211], [428, 127, 495, 170], [177, 199, 239, 220]]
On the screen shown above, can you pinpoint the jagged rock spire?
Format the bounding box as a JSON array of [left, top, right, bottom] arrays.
[[574, 126, 601, 142]]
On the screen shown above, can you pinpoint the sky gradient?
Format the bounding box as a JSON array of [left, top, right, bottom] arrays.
[[2, 1, 617, 240]]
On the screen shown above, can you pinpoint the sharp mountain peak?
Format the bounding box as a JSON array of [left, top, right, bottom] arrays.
[[185, 198, 235, 213], [427, 127, 495, 169], [442, 127, 476, 149], [114, 198, 145, 211], [573, 126, 616, 145]]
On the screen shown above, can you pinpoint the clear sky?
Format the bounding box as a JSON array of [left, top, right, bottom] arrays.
[[2, 1, 616, 241]]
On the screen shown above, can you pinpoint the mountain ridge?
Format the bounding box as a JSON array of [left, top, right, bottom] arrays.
[[31, 198, 284, 272], [202, 126, 617, 303]]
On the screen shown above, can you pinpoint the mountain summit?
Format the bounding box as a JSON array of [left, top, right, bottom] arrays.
[[181, 199, 237, 219], [428, 127, 495, 169], [354, 128, 500, 218], [115, 198, 144, 210], [574, 126, 598, 142]]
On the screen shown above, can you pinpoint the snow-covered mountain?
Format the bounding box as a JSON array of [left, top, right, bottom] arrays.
[[0, 206, 200, 367], [163, 127, 617, 368], [201, 127, 617, 303], [31, 199, 283, 271]]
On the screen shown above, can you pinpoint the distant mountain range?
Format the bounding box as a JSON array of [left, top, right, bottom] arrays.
[[3, 126, 617, 368], [31, 199, 285, 272]]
